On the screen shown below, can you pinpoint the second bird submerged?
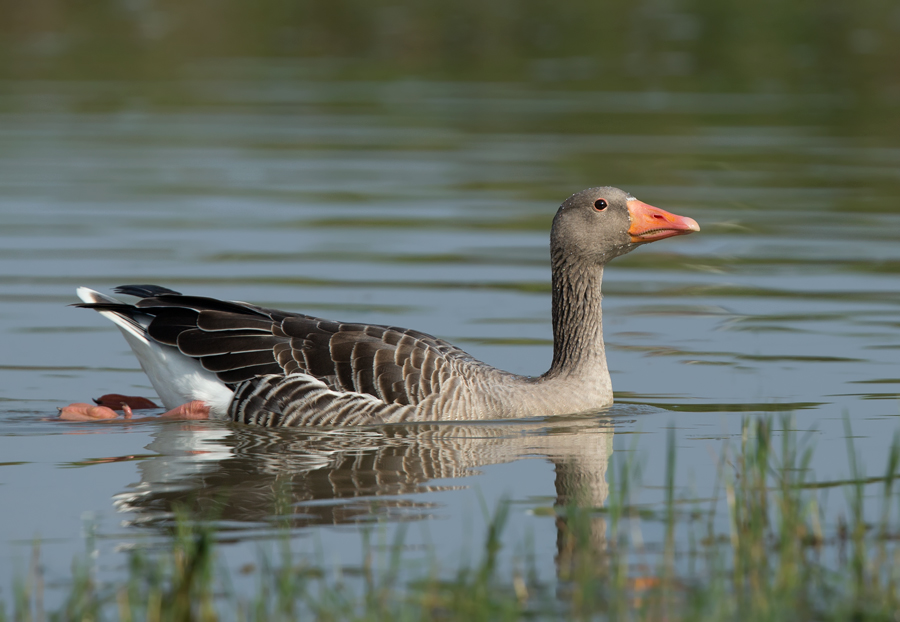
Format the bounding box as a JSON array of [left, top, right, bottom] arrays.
[[59, 186, 699, 425]]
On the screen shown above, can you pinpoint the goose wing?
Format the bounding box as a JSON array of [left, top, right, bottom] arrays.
[[90, 285, 474, 407]]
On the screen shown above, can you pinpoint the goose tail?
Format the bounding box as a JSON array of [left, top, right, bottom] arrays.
[[75, 287, 234, 416]]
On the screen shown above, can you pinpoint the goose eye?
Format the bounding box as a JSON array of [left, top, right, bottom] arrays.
[[593, 198, 608, 211]]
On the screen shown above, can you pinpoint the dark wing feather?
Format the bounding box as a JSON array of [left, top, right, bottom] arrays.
[[199, 350, 281, 372], [217, 364, 286, 384], [136, 294, 269, 316], [176, 330, 275, 357], [196, 310, 274, 332], [145, 308, 201, 344], [114, 284, 182, 297]]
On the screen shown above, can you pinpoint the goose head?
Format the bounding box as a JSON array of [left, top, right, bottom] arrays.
[[551, 186, 700, 265]]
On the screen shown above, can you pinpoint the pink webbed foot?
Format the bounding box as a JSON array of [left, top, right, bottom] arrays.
[[58, 402, 122, 421], [59, 396, 210, 422], [160, 400, 211, 420], [59, 393, 157, 421]]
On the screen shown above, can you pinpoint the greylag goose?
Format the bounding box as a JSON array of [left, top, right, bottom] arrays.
[[59, 187, 698, 425]]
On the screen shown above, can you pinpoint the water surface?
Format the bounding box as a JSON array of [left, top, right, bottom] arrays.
[[1, 76, 900, 605]]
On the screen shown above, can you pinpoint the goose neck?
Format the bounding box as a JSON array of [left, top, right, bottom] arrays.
[[547, 252, 608, 380]]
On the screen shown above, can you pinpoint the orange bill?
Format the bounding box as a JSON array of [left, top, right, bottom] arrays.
[[627, 199, 700, 243]]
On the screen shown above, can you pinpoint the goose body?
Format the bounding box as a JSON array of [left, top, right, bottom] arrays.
[[63, 187, 698, 426]]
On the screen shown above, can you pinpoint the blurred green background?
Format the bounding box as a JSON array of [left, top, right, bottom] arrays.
[[3, 0, 898, 126], [5, 0, 900, 211]]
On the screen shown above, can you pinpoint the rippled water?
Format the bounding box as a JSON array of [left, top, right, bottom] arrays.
[[1, 78, 900, 604]]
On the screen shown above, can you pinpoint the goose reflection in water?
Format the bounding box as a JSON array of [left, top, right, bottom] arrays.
[[112, 412, 620, 563]]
